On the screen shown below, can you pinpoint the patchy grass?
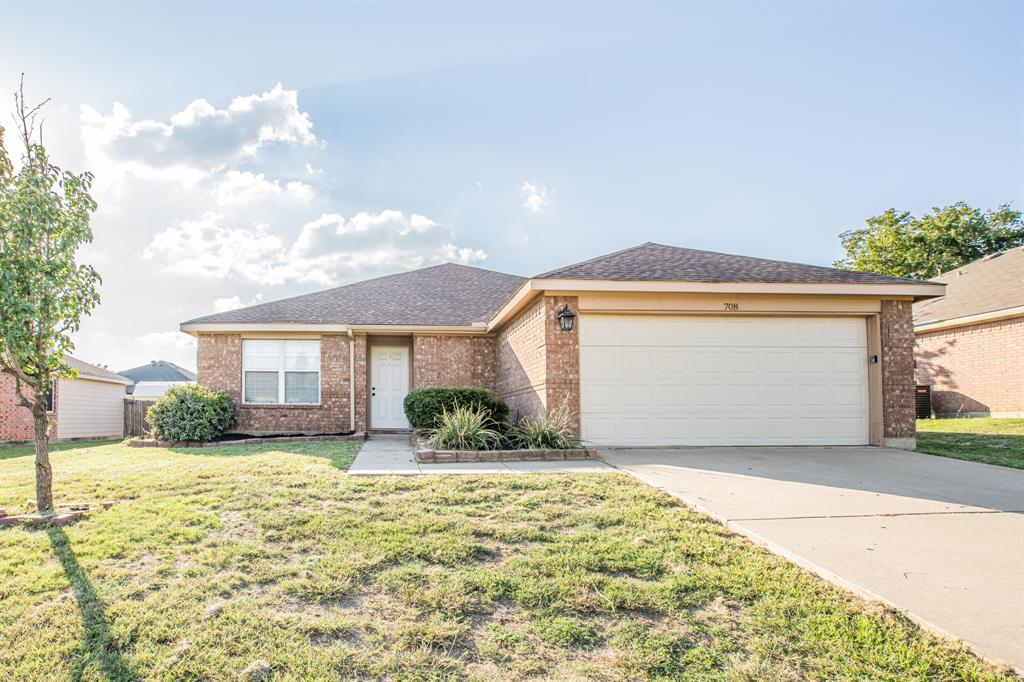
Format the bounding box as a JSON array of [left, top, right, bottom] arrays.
[[0, 442, 1015, 681], [917, 418, 1024, 469], [0, 438, 121, 461]]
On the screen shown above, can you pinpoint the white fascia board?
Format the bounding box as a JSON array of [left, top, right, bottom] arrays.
[[487, 278, 946, 330]]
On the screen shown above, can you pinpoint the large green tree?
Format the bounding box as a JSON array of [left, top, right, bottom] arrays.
[[0, 79, 101, 514], [834, 202, 1023, 279]]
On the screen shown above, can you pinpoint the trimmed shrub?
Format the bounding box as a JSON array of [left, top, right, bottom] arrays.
[[147, 384, 237, 442], [513, 410, 579, 449], [426, 405, 502, 451], [403, 387, 509, 429]]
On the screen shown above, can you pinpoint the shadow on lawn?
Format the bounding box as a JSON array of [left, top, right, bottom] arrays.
[[47, 528, 139, 681], [0, 439, 120, 462]]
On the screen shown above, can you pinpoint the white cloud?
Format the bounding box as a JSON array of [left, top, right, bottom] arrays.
[[213, 294, 264, 312], [142, 212, 285, 282], [210, 170, 314, 207], [137, 331, 197, 351], [144, 209, 486, 286], [519, 181, 551, 213], [82, 84, 315, 181]]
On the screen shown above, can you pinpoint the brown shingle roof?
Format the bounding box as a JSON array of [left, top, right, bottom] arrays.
[[913, 247, 1024, 326], [536, 242, 927, 284], [65, 356, 132, 385], [184, 263, 526, 326]]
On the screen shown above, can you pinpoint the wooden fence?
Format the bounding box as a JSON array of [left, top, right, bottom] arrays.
[[124, 399, 157, 438]]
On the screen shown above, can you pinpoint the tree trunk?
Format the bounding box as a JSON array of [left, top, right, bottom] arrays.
[[33, 402, 54, 515]]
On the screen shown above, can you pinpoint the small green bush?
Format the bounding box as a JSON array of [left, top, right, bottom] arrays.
[[513, 410, 579, 449], [147, 384, 236, 442], [403, 387, 508, 429], [427, 405, 502, 451]]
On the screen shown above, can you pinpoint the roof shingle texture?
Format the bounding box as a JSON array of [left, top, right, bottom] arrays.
[[913, 247, 1024, 326], [185, 263, 527, 326], [118, 361, 197, 383], [536, 242, 928, 284], [65, 356, 132, 384]]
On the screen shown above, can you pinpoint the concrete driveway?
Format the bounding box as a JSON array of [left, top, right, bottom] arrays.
[[602, 446, 1024, 671]]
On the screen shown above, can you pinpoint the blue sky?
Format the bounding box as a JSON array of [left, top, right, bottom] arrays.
[[1, 1, 1021, 370]]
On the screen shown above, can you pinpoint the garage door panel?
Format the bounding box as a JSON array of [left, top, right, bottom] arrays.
[[580, 315, 869, 446]]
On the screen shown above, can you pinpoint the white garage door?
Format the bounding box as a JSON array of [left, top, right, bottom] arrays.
[[580, 315, 869, 446]]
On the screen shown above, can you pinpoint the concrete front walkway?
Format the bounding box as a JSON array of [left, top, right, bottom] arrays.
[[602, 446, 1024, 671], [348, 434, 614, 475]]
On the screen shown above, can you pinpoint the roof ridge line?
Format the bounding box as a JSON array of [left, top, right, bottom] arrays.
[[533, 242, 654, 278]]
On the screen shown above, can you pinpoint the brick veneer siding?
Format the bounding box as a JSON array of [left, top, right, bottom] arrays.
[[412, 335, 497, 391], [494, 296, 581, 433], [0, 373, 58, 442], [495, 297, 548, 422], [543, 296, 581, 433], [915, 316, 1024, 417], [881, 300, 916, 444], [197, 333, 366, 435]]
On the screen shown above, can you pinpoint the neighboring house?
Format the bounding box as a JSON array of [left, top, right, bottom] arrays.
[[131, 380, 196, 400], [119, 360, 197, 395], [0, 356, 132, 442], [914, 247, 1024, 418], [180, 242, 944, 449]]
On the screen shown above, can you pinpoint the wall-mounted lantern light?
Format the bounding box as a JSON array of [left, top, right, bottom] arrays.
[[556, 305, 576, 332]]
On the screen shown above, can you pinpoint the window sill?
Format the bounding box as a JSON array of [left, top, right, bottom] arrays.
[[240, 403, 323, 409]]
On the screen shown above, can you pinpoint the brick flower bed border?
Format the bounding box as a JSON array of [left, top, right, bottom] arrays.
[[414, 438, 599, 463], [127, 433, 367, 448]]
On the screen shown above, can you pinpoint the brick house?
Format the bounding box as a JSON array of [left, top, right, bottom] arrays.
[[1, 357, 132, 443], [914, 247, 1024, 418], [181, 242, 944, 449]]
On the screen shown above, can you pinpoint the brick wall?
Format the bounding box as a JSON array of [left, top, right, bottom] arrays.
[[881, 300, 916, 442], [494, 295, 581, 433], [495, 297, 548, 422], [0, 373, 58, 443], [196, 333, 365, 435], [915, 316, 1024, 417], [543, 296, 581, 433], [412, 335, 497, 391]]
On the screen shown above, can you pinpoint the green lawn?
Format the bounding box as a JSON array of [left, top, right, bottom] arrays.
[[0, 442, 1014, 681], [0, 438, 122, 462], [917, 418, 1024, 469]]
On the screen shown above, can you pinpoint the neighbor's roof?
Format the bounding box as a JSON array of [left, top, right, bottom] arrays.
[[184, 263, 527, 327], [64, 356, 132, 385], [535, 242, 928, 284], [913, 247, 1024, 327], [118, 360, 197, 383]]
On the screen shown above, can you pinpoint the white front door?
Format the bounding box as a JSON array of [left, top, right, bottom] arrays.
[[371, 346, 410, 429], [580, 315, 870, 446]]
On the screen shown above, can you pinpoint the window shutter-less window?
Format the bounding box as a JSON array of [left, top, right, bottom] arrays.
[[284, 340, 320, 404], [243, 340, 282, 403], [242, 339, 321, 404]]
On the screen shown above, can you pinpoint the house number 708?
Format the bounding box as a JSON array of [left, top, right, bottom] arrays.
[[723, 303, 740, 311]]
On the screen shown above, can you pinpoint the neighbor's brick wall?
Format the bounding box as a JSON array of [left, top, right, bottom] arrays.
[[0, 373, 58, 442], [495, 297, 548, 422], [197, 333, 365, 435], [413, 335, 497, 391], [915, 316, 1024, 417], [881, 301, 916, 439]]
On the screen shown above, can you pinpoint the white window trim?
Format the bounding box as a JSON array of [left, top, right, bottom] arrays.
[[242, 340, 322, 406]]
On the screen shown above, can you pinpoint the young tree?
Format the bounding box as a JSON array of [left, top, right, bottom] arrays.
[[0, 78, 101, 515], [834, 202, 1024, 279]]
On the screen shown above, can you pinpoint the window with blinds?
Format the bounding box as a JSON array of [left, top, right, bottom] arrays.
[[242, 340, 321, 404]]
